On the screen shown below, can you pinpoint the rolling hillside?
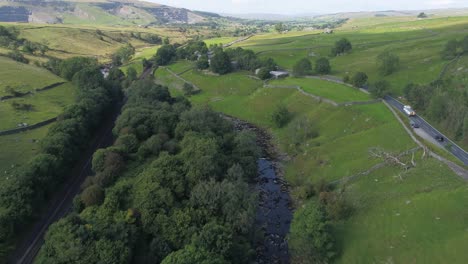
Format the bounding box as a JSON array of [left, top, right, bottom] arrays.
[[0, 0, 215, 25]]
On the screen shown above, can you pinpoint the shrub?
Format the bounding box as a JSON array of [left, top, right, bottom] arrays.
[[257, 67, 271, 80], [183, 83, 195, 96], [369, 80, 391, 98], [351, 72, 368, 87], [331, 38, 352, 56], [315, 57, 331, 74], [271, 105, 292, 128], [7, 50, 29, 64], [292, 58, 313, 76], [289, 200, 335, 263], [377, 51, 400, 76]]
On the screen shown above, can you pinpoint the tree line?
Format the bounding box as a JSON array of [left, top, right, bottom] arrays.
[[151, 40, 278, 79], [0, 57, 124, 260], [36, 80, 261, 263]]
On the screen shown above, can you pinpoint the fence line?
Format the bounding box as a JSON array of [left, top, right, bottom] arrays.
[[0, 117, 57, 136], [0, 82, 66, 101]]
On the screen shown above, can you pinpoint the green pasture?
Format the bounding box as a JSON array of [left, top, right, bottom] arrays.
[[333, 157, 468, 263], [235, 16, 468, 94], [0, 56, 64, 96], [270, 77, 371, 102], [0, 124, 51, 184], [0, 83, 76, 130], [204, 37, 238, 46]]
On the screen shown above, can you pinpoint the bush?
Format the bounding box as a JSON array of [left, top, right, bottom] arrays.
[[7, 50, 29, 64], [196, 55, 210, 70], [369, 80, 391, 98], [210, 50, 232, 75], [377, 51, 400, 76], [343, 75, 350, 83], [289, 200, 335, 263], [292, 58, 313, 76], [315, 57, 331, 74], [153, 44, 176, 66], [331, 38, 352, 56], [271, 105, 292, 128], [351, 72, 368, 87], [183, 83, 195, 96], [257, 67, 271, 80]]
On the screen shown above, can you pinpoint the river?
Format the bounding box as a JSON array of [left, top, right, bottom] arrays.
[[224, 115, 293, 264]]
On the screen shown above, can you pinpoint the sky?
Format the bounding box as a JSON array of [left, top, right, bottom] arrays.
[[149, 0, 468, 15]]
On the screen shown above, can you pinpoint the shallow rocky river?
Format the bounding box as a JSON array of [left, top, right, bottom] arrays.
[[224, 114, 293, 263], [255, 158, 292, 263]]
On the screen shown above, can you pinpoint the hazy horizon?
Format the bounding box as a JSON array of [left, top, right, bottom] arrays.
[[149, 0, 468, 15]]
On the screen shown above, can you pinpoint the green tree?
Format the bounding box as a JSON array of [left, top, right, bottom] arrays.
[[210, 50, 232, 75], [112, 44, 135, 66], [293, 58, 313, 76], [441, 39, 460, 59], [351, 72, 368, 87], [315, 57, 331, 74], [377, 51, 400, 76], [196, 55, 210, 70], [126, 67, 138, 82], [417, 12, 427, 18], [289, 200, 335, 263], [369, 80, 391, 98], [183, 82, 195, 96], [81, 184, 105, 207], [7, 51, 28, 64], [257, 67, 271, 80], [331, 38, 352, 56], [271, 105, 292, 128], [154, 44, 176, 66], [59, 57, 98, 80], [275, 23, 284, 33], [161, 245, 227, 264]]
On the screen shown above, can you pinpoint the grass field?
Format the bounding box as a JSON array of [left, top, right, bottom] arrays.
[[0, 83, 76, 130], [0, 56, 65, 96], [204, 37, 238, 46], [270, 77, 372, 102], [334, 158, 468, 263], [0, 124, 51, 184]]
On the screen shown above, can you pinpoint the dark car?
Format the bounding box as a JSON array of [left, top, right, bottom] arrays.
[[410, 120, 419, 128], [434, 135, 444, 142]]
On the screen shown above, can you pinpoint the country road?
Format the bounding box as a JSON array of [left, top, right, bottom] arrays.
[[385, 95, 468, 166]]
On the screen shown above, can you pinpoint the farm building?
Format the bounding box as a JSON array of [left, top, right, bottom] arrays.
[[269, 70, 289, 79]]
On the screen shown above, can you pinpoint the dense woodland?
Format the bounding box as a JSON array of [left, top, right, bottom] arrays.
[[0, 57, 123, 258], [36, 80, 261, 263]]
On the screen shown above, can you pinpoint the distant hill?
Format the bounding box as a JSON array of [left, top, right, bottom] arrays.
[[0, 0, 216, 25], [312, 8, 468, 20], [224, 13, 321, 21]]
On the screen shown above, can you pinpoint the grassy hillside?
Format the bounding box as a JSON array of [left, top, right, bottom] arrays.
[[234, 16, 468, 94], [154, 58, 468, 263], [0, 82, 76, 130], [0, 56, 64, 96], [0, 124, 51, 184]]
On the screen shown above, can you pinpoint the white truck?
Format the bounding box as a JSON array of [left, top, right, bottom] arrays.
[[403, 105, 416, 116]]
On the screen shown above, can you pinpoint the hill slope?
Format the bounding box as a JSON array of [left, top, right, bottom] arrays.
[[0, 0, 211, 25]]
